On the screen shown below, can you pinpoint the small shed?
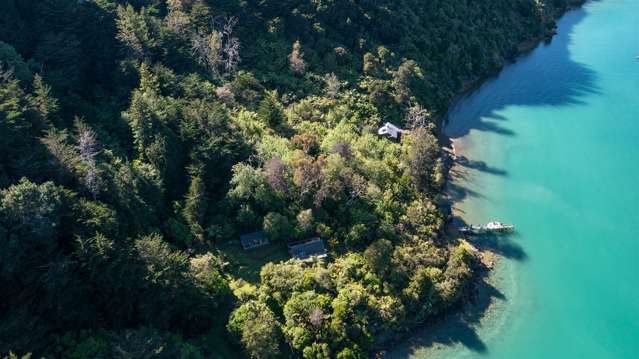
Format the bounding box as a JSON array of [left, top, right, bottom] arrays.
[[240, 231, 268, 250], [288, 238, 327, 261], [378, 122, 407, 139]]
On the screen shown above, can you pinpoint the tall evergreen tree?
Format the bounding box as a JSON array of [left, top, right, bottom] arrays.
[[183, 167, 207, 242]]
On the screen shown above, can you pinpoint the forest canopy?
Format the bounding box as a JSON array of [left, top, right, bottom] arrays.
[[0, 0, 580, 357]]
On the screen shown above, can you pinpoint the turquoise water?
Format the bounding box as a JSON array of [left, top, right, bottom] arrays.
[[390, 1, 639, 358]]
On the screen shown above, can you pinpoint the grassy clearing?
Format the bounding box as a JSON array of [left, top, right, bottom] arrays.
[[218, 240, 290, 283]]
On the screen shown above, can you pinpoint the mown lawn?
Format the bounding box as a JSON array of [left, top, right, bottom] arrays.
[[218, 240, 290, 283]]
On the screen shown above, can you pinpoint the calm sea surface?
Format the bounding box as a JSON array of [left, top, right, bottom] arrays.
[[389, 1, 639, 358]]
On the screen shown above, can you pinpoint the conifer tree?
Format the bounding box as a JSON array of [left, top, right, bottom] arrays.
[[183, 166, 207, 242], [27, 75, 58, 127], [258, 90, 284, 128], [116, 4, 156, 61], [126, 63, 163, 167]]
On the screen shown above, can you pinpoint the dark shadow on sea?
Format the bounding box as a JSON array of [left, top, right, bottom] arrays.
[[381, 271, 506, 358], [474, 233, 527, 261], [445, 8, 600, 141], [385, 6, 599, 358], [446, 163, 487, 204], [443, 6, 600, 199], [454, 155, 508, 177]]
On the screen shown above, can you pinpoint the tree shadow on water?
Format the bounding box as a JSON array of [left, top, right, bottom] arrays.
[[384, 276, 506, 358], [447, 180, 484, 203], [455, 154, 508, 177], [474, 234, 527, 261], [445, 7, 600, 140], [445, 165, 490, 203]]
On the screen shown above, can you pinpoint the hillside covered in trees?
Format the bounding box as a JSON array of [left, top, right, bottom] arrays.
[[0, 0, 581, 357]]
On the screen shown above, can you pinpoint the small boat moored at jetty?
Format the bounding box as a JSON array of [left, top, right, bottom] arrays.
[[459, 221, 515, 235]]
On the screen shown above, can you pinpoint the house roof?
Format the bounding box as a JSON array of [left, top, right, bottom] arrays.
[[378, 122, 404, 138], [240, 231, 268, 249], [288, 238, 327, 261]]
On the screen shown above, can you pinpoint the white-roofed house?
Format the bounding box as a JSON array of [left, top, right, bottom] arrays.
[[378, 122, 408, 140]]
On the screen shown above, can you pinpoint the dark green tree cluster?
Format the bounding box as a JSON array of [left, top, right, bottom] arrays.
[[0, 0, 581, 357]]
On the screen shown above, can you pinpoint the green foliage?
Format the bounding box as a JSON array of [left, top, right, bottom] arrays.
[[403, 197, 444, 239], [363, 239, 393, 276], [2, 353, 31, 359], [393, 60, 423, 105], [0, 42, 31, 83], [182, 170, 207, 241], [54, 327, 203, 359], [259, 261, 307, 306], [190, 253, 230, 301], [330, 283, 374, 349], [0, 179, 64, 245], [336, 345, 367, 359], [29, 75, 58, 125], [116, 4, 158, 61], [283, 291, 333, 352], [258, 90, 285, 128], [303, 342, 331, 359], [0, 0, 576, 355], [263, 212, 291, 243], [0, 77, 51, 184], [227, 300, 282, 359], [296, 208, 315, 237], [403, 127, 442, 193]]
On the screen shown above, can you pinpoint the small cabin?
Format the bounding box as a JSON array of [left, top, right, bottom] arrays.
[[240, 231, 269, 250], [288, 238, 327, 261], [378, 122, 408, 140]]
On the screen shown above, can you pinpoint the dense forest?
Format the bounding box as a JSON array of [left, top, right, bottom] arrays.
[[0, 0, 581, 357]]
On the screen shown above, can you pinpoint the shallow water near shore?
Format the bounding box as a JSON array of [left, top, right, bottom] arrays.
[[388, 1, 639, 358]]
